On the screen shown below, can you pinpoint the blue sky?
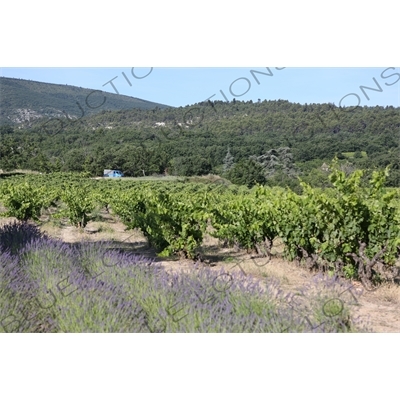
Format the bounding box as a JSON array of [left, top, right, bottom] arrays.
[[1, 67, 399, 108]]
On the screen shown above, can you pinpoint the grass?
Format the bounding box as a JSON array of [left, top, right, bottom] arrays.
[[96, 224, 115, 234], [342, 151, 368, 158], [376, 283, 400, 304]]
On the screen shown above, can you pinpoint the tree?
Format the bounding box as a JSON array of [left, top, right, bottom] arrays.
[[0, 125, 14, 135], [227, 158, 266, 188], [62, 149, 86, 172], [250, 147, 298, 178], [31, 152, 52, 173], [222, 146, 234, 173], [354, 150, 363, 159]]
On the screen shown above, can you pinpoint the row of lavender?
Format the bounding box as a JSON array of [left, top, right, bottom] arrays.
[[0, 222, 370, 332]]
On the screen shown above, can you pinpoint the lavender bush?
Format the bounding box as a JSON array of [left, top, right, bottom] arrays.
[[0, 220, 48, 255], [0, 221, 370, 333], [0, 249, 51, 332]]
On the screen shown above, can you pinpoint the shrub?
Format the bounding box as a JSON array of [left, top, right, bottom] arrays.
[[0, 220, 48, 255]]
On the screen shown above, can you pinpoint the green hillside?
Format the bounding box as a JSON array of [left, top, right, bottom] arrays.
[[0, 77, 171, 126], [1, 97, 399, 189]]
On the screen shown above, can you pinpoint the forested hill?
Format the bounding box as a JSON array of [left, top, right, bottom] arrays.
[[1, 99, 399, 188], [0, 77, 171, 126]]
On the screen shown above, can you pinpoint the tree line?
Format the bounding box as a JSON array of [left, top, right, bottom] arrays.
[[1, 99, 399, 189]]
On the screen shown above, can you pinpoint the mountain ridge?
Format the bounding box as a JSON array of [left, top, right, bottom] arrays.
[[0, 77, 172, 126]]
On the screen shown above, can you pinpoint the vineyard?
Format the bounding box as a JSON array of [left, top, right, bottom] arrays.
[[0, 165, 400, 333], [1, 164, 399, 285]]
